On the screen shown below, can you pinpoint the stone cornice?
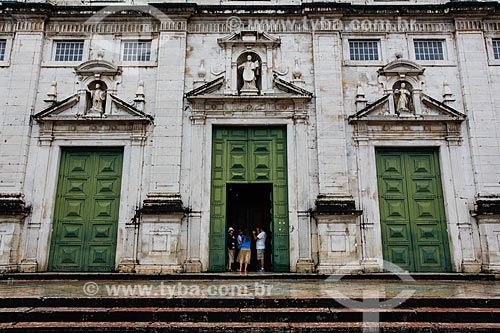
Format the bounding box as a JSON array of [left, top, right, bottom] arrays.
[[2, 2, 500, 16], [1, 2, 500, 34]]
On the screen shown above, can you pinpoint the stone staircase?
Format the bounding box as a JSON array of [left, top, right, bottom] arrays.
[[1, 295, 500, 332], [0, 274, 498, 332]]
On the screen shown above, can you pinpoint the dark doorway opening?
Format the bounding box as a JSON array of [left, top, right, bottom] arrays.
[[226, 183, 273, 272]]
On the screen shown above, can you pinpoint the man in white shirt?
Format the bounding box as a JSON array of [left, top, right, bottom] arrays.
[[253, 227, 267, 272]]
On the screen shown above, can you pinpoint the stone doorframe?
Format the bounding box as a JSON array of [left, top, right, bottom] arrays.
[[354, 138, 481, 273], [18, 121, 149, 272], [182, 116, 315, 273]]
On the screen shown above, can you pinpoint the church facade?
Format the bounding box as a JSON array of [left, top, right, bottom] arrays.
[[1, 0, 500, 274]]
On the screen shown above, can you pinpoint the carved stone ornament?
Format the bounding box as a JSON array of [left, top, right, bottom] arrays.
[[216, 30, 281, 96], [32, 58, 153, 145], [348, 56, 466, 144]]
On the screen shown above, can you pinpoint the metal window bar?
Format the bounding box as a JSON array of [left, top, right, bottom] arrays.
[[0, 40, 6, 61], [493, 39, 500, 60], [122, 41, 152, 62], [414, 40, 444, 61], [54, 41, 84, 62], [349, 40, 379, 61]]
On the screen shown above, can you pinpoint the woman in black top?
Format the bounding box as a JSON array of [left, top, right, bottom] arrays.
[[227, 227, 237, 271]]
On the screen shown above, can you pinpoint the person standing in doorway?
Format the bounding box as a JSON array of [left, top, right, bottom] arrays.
[[237, 230, 251, 272], [227, 227, 236, 272], [253, 227, 267, 272]]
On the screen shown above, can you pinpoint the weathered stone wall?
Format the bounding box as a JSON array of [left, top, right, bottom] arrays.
[[0, 1, 499, 273]]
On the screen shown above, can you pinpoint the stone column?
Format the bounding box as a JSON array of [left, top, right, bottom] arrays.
[[446, 140, 481, 273], [136, 25, 189, 274], [357, 140, 382, 272], [294, 118, 314, 272], [0, 23, 44, 272], [117, 141, 146, 273], [148, 30, 187, 194], [19, 138, 54, 272], [312, 31, 350, 197], [455, 20, 500, 273], [183, 118, 205, 273]]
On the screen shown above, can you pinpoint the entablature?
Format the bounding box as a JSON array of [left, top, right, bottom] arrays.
[[187, 94, 311, 124]]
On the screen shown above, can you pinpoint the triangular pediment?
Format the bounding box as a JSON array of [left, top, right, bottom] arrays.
[[273, 75, 313, 98], [75, 59, 120, 76], [33, 94, 81, 119], [348, 93, 465, 122], [33, 94, 153, 122], [185, 75, 312, 100], [217, 30, 281, 47], [185, 76, 225, 98]]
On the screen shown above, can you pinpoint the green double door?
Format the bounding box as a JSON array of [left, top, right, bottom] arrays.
[[49, 149, 123, 272], [376, 149, 451, 272], [209, 127, 289, 272]]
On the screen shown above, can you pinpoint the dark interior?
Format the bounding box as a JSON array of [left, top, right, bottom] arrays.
[[226, 183, 273, 272]]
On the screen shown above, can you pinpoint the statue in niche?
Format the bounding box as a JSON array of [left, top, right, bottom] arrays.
[[238, 54, 260, 95], [85, 83, 107, 116], [394, 82, 413, 116]]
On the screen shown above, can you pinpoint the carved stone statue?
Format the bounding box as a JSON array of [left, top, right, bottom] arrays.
[[395, 82, 412, 116], [86, 83, 106, 116], [239, 54, 260, 95]]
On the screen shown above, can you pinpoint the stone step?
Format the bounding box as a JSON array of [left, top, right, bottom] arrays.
[[2, 297, 500, 309], [2, 321, 500, 332], [2, 273, 497, 281], [1, 306, 499, 323]]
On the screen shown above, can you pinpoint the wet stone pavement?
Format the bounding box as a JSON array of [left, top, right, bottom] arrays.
[[0, 276, 499, 299]]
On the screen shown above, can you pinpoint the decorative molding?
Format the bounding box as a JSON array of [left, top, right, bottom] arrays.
[[188, 19, 454, 34], [46, 22, 161, 34], [350, 58, 466, 143], [0, 193, 30, 217], [13, 18, 45, 32], [187, 95, 311, 122], [483, 21, 500, 32], [75, 59, 121, 77], [455, 19, 484, 32], [138, 193, 187, 215], [0, 19, 45, 33], [0, 15, 496, 35], [45, 19, 187, 34], [312, 194, 362, 216], [475, 197, 500, 216]]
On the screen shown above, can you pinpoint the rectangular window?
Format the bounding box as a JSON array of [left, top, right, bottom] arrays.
[[349, 40, 380, 61], [0, 40, 6, 61], [122, 41, 152, 62], [493, 39, 500, 60], [54, 41, 84, 62], [414, 40, 445, 61]]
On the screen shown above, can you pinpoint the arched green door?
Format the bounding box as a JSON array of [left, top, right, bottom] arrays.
[[209, 127, 289, 272]]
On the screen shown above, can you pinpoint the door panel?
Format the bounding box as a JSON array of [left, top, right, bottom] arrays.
[[377, 149, 451, 272], [209, 127, 289, 272], [49, 149, 123, 272]]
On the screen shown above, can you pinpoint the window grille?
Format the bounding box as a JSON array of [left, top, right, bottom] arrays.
[[414, 40, 445, 61], [349, 40, 380, 61]]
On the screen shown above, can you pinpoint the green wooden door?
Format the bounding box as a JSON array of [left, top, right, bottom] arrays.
[[210, 127, 289, 272], [376, 149, 451, 272], [49, 149, 123, 272]]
